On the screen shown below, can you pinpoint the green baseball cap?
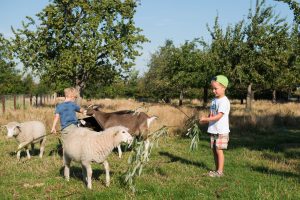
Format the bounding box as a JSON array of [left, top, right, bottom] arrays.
[[212, 75, 229, 87]]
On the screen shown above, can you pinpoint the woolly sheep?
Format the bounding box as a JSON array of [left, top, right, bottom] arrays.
[[63, 126, 133, 189], [5, 121, 46, 161]]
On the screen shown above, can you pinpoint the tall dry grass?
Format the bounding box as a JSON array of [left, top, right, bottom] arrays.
[[230, 100, 300, 130], [0, 98, 299, 135]]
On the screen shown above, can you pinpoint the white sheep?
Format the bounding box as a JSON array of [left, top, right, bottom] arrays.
[[5, 121, 46, 161], [63, 126, 133, 189]]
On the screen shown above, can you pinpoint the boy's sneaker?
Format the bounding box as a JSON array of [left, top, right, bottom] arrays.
[[208, 171, 216, 176], [208, 171, 224, 177]]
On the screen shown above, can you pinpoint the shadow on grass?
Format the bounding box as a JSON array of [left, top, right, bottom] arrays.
[[250, 165, 300, 180], [48, 138, 63, 157], [59, 166, 113, 182], [159, 151, 210, 170], [227, 124, 300, 180], [228, 111, 300, 152], [229, 127, 300, 157], [8, 148, 42, 159]]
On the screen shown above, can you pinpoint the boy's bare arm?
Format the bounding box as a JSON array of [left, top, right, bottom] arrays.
[[200, 112, 224, 123], [51, 114, 60, 134]]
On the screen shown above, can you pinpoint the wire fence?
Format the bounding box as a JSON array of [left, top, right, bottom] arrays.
[[0, 94, 56, 114]]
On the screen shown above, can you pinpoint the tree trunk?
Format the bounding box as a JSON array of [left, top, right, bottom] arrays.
[[240, 98, 244, 104], [203, 85, 208, 107], [179, 90, 183, 106], [75, 83, 84, 106], [246, 83, 252, 112], [163, 97, 170, 104], [272, 89, 276, 103]]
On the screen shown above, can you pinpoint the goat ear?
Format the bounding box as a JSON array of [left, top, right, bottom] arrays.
[[93, 105, 100, 110]]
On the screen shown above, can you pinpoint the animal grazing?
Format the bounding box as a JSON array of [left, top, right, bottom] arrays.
[[78, 116, 102, 132], [82, 106, 157, 158], [4, 121, 46, 161], [63, 126, 133, 189]]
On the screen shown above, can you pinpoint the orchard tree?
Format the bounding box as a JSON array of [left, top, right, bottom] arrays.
[[206, 16, 246, 103], [262, 17, 294, 102], [160, 40, 202, 105], [144, 39, 210, 105], [0, 34, 23, 94], [276, 0, 300, 24], [12, 0, 147, 102], [22, 74, 36, 94], [142, 40, 177, 102], [240, 0, 291, 110], [276, 0, 300, 96]]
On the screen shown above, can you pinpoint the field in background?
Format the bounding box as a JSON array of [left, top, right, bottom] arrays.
[[0, 99, 299, 199], [1, 98, 298, 134]]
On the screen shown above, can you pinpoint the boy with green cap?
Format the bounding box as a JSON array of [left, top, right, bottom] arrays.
[[200, 75, 230, 177]]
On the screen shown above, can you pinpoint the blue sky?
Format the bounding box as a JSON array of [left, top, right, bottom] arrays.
[[0, 0, 295, 75]]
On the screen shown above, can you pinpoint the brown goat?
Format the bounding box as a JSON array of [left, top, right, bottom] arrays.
[[85, 107, 157, 139], [81, 106, 157, 158]]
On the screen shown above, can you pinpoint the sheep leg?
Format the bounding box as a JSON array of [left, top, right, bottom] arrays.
[[117, 145, 122, 158], [82, 161, 93, 189], [39, 137, 46, 158], [16, 150, 21, 161], [81, 163, 87, 185], [103, 160, 110, 187], [26, 147, 31, 159], [17, 142, 29, 161], [63, 155, 71, 181]]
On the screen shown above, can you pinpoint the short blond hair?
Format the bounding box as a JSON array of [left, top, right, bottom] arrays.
[[64, 87, 78, 98]]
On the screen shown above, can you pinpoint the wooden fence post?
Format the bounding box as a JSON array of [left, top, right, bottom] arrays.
[[30, 94, 32, 106], [23, 95, 26, 109], [14, 95, 17, 110], [36, 94, 38, 107], [2, 96, 5, 113], [40, 94, 43, 106]]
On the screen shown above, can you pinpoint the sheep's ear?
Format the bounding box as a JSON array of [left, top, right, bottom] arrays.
[[113, 131, 119, 137], [15, 124, 21, 131]]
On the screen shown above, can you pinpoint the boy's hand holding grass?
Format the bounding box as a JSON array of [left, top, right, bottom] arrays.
[[200, 113, 223, 124], [199, 116, 209, 123]]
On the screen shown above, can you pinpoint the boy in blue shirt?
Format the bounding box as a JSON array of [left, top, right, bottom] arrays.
[[200, 75, 230, 177], [51, 87, 85, 136]]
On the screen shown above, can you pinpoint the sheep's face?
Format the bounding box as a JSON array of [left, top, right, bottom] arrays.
[[5, 122, 21, 138], [118, 128, 133, 145]]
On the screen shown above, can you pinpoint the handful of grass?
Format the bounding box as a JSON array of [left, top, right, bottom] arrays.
[[185, 114, 203, 151], [123, 126, 168, 192]]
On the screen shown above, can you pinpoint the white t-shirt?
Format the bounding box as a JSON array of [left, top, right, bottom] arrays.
[[207, 96, 230, 135]]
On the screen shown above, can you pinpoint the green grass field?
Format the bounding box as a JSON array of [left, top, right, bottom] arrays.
[[0, 127, 299, 200]]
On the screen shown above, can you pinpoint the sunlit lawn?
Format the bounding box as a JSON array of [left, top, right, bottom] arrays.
[[0, 126, 299, 199]]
